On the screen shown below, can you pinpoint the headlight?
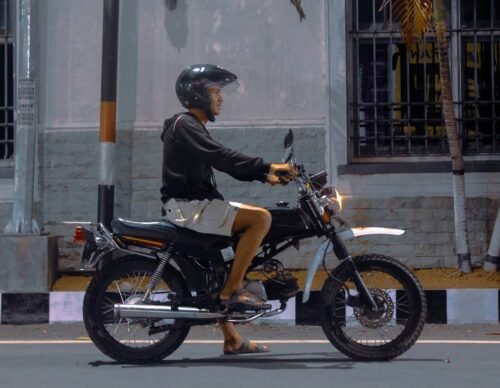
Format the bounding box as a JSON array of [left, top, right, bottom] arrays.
[[320, 186, 343, 215], [332, 188, 343, 212]]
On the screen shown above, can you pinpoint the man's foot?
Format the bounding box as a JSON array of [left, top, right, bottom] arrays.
[[220, 288, 272, 310], [223, 339, 270, 355]]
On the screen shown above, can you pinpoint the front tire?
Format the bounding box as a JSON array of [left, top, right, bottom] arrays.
[[83, 256, 190, 364], [320, 255, 426, 361]]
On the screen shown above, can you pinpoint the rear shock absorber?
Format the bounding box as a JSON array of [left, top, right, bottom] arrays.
[[142, 245, 174, 302]]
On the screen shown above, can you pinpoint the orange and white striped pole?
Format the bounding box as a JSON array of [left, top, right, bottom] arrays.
[[98, 0, 119, 227]]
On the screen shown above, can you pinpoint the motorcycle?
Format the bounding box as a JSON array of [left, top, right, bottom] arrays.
[[75, 129, 426, 364]]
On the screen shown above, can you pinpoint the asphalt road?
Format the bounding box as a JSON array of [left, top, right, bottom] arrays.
[[0, 324, 499, 388]]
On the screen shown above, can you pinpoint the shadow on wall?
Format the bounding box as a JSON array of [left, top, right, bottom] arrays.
[[164, 0, 188, 52]]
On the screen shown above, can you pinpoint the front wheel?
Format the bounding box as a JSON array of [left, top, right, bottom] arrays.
[[320, 254, 426, 361], [83, 256, 191, 364]]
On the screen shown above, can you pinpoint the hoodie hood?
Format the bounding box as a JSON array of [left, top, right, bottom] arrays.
[[161, 114, 179, 142]]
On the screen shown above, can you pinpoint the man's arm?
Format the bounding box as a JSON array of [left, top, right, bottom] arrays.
[[175, 118, 270, 182]]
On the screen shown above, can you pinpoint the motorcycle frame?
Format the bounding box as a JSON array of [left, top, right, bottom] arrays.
[[80, 214, 404, 320]]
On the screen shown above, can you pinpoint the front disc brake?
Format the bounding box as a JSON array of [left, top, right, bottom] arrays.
[[353, 288, 394, 328]]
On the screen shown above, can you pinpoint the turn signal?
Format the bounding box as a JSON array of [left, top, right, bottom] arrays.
[[73, 226, 85, 244], [321, 211, 331, 224]]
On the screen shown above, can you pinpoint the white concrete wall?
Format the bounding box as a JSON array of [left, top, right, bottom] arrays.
[[133, 0, 327, 124], [0, 0, 498, 269]]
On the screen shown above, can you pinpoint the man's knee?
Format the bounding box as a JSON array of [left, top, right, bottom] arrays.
[[253, 208, 272, 232], [233, 206, 272, 234]]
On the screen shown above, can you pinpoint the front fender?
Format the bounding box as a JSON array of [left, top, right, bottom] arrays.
[[302, 227, 405, 303]]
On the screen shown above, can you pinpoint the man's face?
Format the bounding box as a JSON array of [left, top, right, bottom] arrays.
[[208, 86, 223, 116]]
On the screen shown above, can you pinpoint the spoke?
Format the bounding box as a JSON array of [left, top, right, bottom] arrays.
[[102, 306, 114, 315], [135, 272, 148, 294], [104, 295, 118, 305], [114, 281, 125, 303], [334, 267, 417, 347], [100, 271, 179, 349], [131, 324, 140, 347], [375, 328, 391, 344], [113, 319, 124, 335]]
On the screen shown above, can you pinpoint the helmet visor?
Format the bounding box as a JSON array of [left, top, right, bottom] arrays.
[[206, 79, 240, 96]]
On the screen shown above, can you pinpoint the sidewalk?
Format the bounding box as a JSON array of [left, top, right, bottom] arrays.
[[1, 268, 498, 325], [51, 267, 500, 292]]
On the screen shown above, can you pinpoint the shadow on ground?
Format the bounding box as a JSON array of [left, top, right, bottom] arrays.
[[89, 352, 443, 370]]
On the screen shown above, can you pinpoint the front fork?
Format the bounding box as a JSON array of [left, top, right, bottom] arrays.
[[330, 234, 379, 312]]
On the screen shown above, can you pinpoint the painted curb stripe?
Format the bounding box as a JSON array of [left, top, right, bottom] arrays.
[[1, 290, 499, 325]]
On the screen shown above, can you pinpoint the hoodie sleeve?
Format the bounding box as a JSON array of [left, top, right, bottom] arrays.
[[174, 117, 270, 182]]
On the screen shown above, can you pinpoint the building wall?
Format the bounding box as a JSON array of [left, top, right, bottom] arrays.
[[0, 0, 498, 270], [30, 0, 328, 269]]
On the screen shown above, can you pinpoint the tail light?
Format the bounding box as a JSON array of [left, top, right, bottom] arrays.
[[73, 226, 86, 244]]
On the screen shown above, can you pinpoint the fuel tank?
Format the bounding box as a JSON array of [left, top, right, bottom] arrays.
[[263, 207, 316, 243]]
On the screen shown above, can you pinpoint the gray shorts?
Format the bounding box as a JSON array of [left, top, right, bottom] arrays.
[[163, 198, 242, 236]]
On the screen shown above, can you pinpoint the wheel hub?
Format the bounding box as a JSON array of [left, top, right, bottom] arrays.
[[353, 288, 394, 328]]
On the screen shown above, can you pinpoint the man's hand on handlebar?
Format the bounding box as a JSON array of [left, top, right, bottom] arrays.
[[268, 163, 297, 185]]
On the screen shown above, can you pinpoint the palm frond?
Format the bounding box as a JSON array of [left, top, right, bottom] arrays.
[[379, 0, 433, 47], [290, 0, 306, 22]]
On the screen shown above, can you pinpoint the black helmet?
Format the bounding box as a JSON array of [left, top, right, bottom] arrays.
[[175, 64, 237, 122]]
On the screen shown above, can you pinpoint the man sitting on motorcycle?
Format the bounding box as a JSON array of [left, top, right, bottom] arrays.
[[160, 64, 295, 355]]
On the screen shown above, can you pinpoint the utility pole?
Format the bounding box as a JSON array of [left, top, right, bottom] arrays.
[[98, 0, 120, 227], [5, 0, 39, 234]]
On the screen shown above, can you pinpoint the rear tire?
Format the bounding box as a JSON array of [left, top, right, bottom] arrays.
[[83, 257, 190, 364], [320, 255, 426, 361]]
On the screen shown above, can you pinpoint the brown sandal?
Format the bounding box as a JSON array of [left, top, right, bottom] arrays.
[[220, 288, 272, 310], [223, 340, 270, 355]]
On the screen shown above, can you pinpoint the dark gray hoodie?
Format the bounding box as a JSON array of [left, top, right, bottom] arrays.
[[160, 112, 270, 203]]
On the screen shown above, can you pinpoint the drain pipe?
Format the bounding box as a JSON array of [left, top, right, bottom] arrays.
[[98, 0, 120, 227], [5, 0, 39, 234]]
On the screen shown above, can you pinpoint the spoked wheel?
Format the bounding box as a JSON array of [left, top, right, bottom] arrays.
[[83, 257, 190, 364], [321, 255, 427, 361]]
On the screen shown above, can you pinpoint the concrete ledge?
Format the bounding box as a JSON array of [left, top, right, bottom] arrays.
[[1, 289, 498, 325], [0, 235, 59, 292]]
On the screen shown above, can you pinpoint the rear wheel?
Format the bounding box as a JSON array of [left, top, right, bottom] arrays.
[[83, 257, 190, 363], [320, 255, 426, 361]]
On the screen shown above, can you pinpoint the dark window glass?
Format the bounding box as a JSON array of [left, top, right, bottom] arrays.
[[350, 0, 499, 156], [1, 0, 14, 160], [462, 0, 495, 28], [461, 39, 500, 153], [0, 0, 14, 36]]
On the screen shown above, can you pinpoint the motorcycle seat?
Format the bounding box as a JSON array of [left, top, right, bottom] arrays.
[[110, 217, 229, 246]]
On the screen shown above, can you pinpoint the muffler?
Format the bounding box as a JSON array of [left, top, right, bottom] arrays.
[[114, 303, 226, 320]]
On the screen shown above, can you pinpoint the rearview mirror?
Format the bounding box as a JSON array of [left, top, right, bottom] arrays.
[[284, 129, 294, 149], [282, 129, 294, 163]]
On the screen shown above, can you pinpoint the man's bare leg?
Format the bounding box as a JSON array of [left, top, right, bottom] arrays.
[[219, 204, 272, 300], [219, 204, 272, 353], [219, 319, 269, 353]]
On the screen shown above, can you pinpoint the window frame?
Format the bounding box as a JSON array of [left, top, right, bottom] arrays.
[[345, 0, 500, 168]]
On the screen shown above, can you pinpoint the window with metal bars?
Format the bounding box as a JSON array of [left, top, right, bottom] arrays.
[[0, 0, 14, 162], [348, 0, 500, 157]]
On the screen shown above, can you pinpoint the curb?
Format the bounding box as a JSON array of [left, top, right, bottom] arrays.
[[1, 289, 499, 325]]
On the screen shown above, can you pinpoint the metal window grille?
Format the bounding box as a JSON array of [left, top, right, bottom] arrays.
[[0, 0, 14, 161], [348, 0, 500, 157]]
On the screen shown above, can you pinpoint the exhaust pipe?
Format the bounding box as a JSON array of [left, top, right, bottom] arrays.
[[114, 303, 225, 320]]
